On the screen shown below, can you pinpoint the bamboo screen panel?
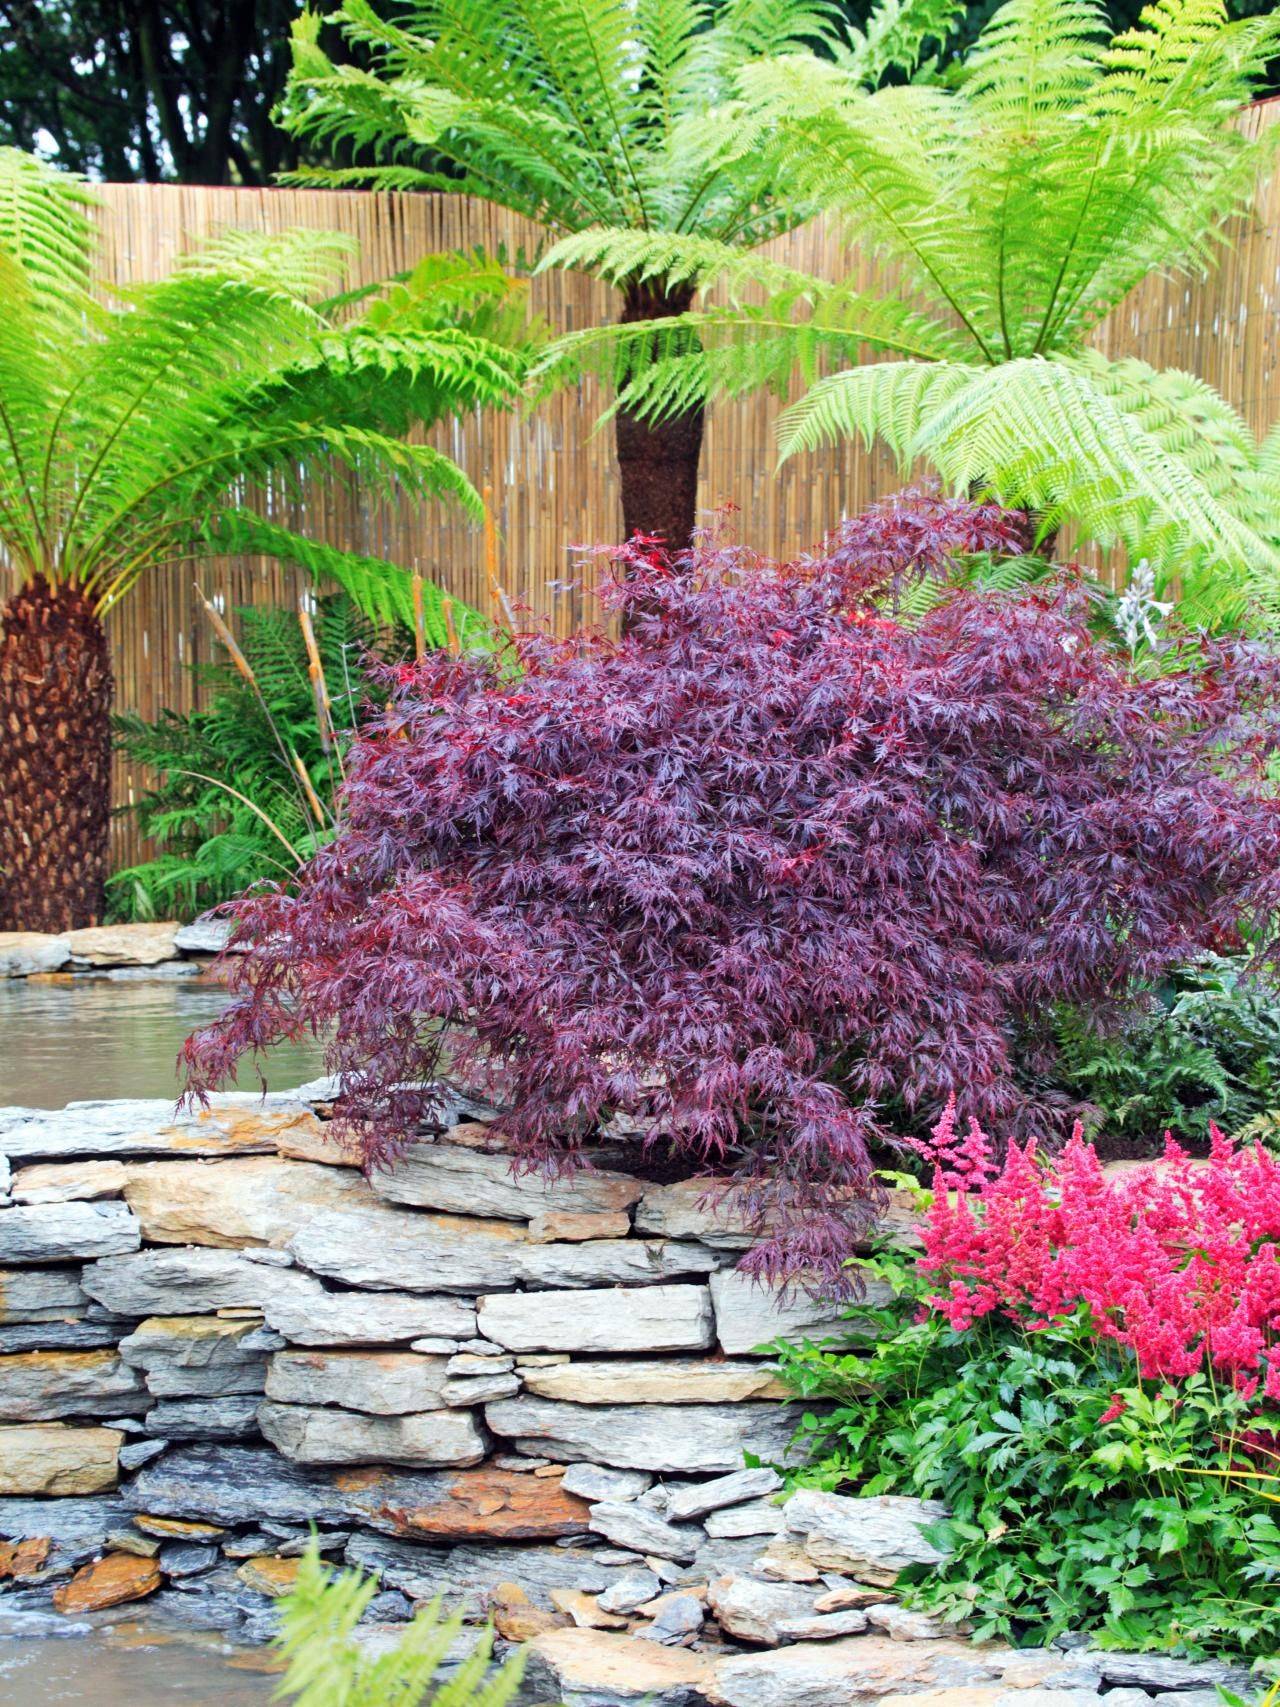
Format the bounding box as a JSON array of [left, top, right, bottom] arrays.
[[4, 96, 1278, 870]]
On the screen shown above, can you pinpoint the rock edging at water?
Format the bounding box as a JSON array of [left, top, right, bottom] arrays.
[[0, 916, 240, 980]]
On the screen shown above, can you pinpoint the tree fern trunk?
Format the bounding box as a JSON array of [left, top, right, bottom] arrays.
[[0, 579, 113, 932], [614, 280, 705, 557]]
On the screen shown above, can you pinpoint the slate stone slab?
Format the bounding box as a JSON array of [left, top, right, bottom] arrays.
[[122, 1444, 359, 1527], [0, 1266, 87, 1323], [345, 1530, 628, 1612], [371, 1143, 644, 1221], [144, 1395, 262, 1439], [0, 1093, 319, 1162], [0, 1320, 132, 1354], [485, 1397, 806, 1473], [0, 1494, 134, 1576], [0, 1203, 140, 1264]]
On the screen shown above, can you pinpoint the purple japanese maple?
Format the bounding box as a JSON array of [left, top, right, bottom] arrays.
[[183, 497, 1280, 1289]]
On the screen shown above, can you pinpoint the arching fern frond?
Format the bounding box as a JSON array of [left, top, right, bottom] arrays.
[[271, 1539, 527, 1707], [779, 351, 1280, 615], [206, 511, 488, 644], [534, 0, 1280, 615], [0, 153, 532, 622]]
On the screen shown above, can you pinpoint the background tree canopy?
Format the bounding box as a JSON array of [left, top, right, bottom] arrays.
[[3, 0, 1276, 185], [0, 0, 306, 182]]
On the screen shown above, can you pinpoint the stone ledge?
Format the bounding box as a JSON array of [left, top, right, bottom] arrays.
[[0, 1079, 1252, 1702]]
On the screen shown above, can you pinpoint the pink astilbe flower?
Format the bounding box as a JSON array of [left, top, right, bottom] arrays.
[[917, 1111, 1280, 1398]]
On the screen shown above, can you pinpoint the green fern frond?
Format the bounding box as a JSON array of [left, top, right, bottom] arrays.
[[270, 1538, 527, 1707], [529, 0, 1280, 614], [0, 152, 532, 623], [538, 281, 970, 412], [0, 147, 96, 322], [207, 512, 487, 643], [833, 0, 965, 83], [777, 360, 976, 459], [778, 351, 1280, 612], [278, 0, 857, 241]]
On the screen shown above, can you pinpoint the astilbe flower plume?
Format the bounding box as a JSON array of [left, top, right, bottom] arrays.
[[918, 1108, 1280, 1400], [183, 497, 1280, 1289]]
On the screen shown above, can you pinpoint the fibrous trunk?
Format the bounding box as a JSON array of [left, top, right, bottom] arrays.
[[0, 579, 113, 932], [614, 280, 705, 557]]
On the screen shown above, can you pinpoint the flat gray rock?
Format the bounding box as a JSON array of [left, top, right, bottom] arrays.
[[477, 1286, 714, 1354], [1095, 1654, 1256, 1695], [257, 1400, 488, 1468], [65, 923, 179, 967], [705, 1500, 786, 1538], [597, 1568, 662, 1614], [783, 1489, 950, 1585], [441, 1372, 519, 1405], [0, 1201, 140, 1264], [520, 1356, 780, 1405], [123, 1443, 525, 1532], [345, 1530, 627, 1611], [0, 1319, 129, 1353], [288, 1203, 530, 1293], [486, 1396, 805, 1474], [118, 1437, 168, 1471], [0, 1091, 318, 1162], [264, 1349, 452, 1415], [0, 931, 71, 979], [144, 1394, 262, 1438], [290, 1203, 718, 1296], [159, 1540, 220, 1577], [123, 1443, 358, 1525], [640, 1592, 705, 1644], [81, 1248, 312, 1316], [516, 1240, 722, 1289], [260, 1274, 476, 1346], [371, 1143, 644, 1221], [561, 1463, 653, 1504], [634, 1180, 757, 1248], [711, 1634, 1009, 1707], [173, 918, 236, 955], [587, 1501, 701, 1562], [708, 1576, 826, 1645], [710, 1269, 887, 1357], [668, 1466, 782, 1521], [0, 1348, 145, 1421], [0, 1494, 134, 1574], [0, 1266, 87, 1323], [119, 1315, 269, 1396]]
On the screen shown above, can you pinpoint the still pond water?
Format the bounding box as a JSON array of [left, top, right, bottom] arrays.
[[0, 1632, 277, 1704], [0, 973, 328, 1109], [0, 977, 326, 1698]]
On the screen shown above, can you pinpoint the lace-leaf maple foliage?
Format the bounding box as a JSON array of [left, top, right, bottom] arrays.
[[183, 496, 1280, 1288]]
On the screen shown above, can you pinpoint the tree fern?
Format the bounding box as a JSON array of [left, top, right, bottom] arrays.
[[0, 154, 536, 611], [0, 149, 533, 926], [279, 0, 964, 549], [535, 0, 1280, 617]]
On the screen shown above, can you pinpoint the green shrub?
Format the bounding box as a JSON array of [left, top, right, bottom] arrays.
[[1046, 955, 1280, 1149], [777, 1203, 1280, 1658], [108, 596, 400, 922], [272, 1538, 526, 1707]]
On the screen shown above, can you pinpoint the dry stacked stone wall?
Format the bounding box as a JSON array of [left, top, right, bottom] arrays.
[[0, 1073, 1257, 1707]]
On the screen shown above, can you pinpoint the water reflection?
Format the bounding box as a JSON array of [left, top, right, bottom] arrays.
[[0, 1632, 277, 1704], [0, 973, 328, 1109]]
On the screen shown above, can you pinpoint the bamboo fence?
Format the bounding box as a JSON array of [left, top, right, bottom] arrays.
[[6, 97, 1280, 869]]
